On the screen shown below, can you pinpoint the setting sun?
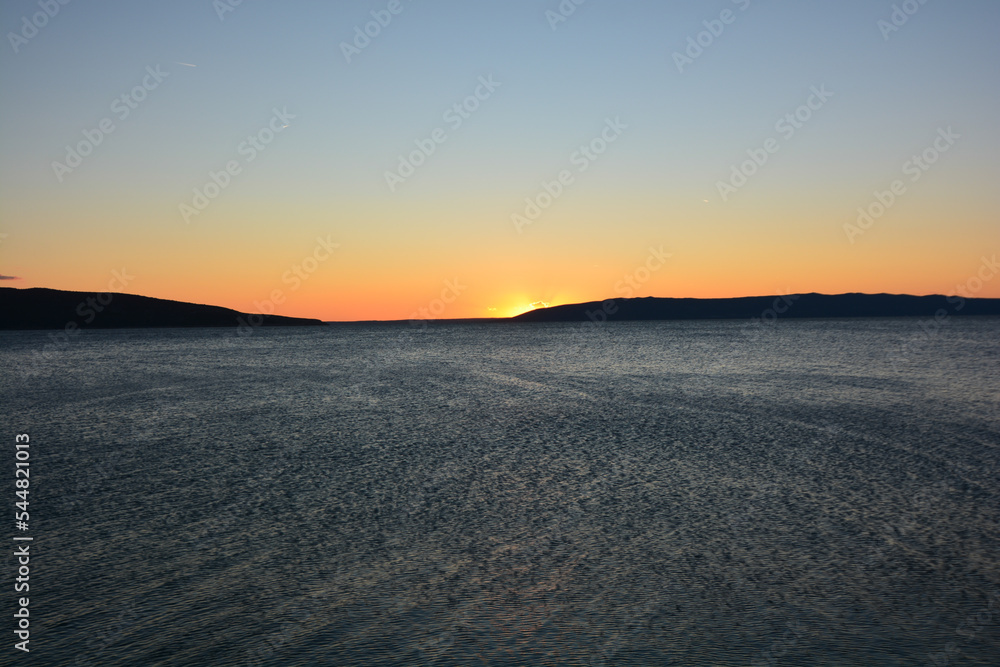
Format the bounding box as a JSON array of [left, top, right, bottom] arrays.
[[499, 301, 553, 319]]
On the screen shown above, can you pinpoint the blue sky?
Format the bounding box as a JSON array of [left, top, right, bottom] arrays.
[[2, 0, 998, 319]]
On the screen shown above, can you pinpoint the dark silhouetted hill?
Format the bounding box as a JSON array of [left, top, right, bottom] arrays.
[[512, 293, 1000, 322], [0, 287, 325, 330]]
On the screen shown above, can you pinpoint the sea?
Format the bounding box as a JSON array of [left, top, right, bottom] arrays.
[[1, 317, 998, 666]]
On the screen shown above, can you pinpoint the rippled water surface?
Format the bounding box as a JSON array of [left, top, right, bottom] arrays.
[[2, 319, 999, 665]]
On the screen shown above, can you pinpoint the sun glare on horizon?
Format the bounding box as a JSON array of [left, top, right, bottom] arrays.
[[501, 301, 552, 318]]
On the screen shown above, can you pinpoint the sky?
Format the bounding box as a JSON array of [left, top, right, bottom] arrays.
[[1, 0, 998, 321]]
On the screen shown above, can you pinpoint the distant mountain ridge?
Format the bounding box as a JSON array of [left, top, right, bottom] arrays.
[[0, 287, 325, 330], [512, 293, 1000, 322], [4, 288, 998, 330]]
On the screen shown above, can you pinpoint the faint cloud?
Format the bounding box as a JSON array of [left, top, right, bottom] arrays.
[[0, 275, 21, 280], [531, 301, 550, 309], [174, 62, 197, 68]]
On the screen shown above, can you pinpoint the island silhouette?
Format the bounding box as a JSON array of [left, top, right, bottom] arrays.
[[513, 293, 1000, 322], [0, 287, 323, 330]]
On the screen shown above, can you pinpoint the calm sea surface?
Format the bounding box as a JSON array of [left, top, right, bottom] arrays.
[[2, 318, 999, 666]]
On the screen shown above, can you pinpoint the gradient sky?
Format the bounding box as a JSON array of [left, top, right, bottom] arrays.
[[1, 0, 998, 321]]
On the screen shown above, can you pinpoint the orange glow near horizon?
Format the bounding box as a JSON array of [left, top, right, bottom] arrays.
[[9, 240, 999, 322], [3, 180, 998, 321]]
